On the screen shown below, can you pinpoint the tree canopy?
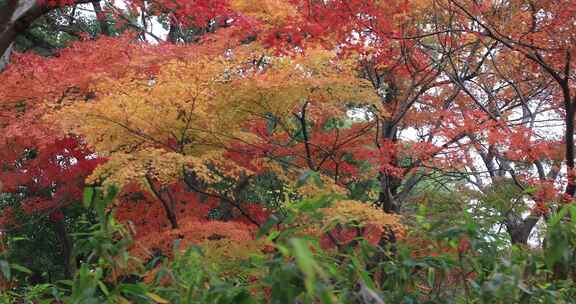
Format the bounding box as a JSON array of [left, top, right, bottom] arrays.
[[2, 0, 576, 303]]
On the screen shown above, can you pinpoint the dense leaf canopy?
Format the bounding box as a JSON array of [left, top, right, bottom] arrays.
[[1, 0, 576, 303]]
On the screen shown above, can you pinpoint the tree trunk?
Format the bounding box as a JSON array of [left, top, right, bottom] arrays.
[[377, 119, 402, 213], [378, 172, 401, 213], [564, 95, 575, 196], [0, 0, 47, 71], [158, 191, 178, 229], [506, 215, 540, 245], [0, 42, 13, 71], [53, 220, 75, 279], [0, 0, 99, 71], [145, 175, 178, 229], [167, 16, 180, 44]]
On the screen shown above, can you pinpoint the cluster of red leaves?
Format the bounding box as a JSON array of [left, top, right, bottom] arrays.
[[318, 224, 387, 249], [132, 219, 256, 259], [115, 183, 219, 232], [114, 183, 206, 245], [226, 109, 374, 185], [365, 139, 446, 179], [526, 180, 562, 215], [280, 0, 405, 55], [371, 140, 403, 177], [503, 127, 563, 162], [0, 136, 102, 227], [471, 0, 576, 72], [0, 35, 191, 108], [147, 0, 231, 27], [114, 182, 267, 259]]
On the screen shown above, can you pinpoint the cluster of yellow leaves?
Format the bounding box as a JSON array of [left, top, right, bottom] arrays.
[[320, 200, 405, 239], [54, 52, 256, 187], [55, 44, 378, 193], [87, 148, 253, 191], [55, 56, 238, 155], [230, 0, 299, 27], [289, 199, 404, 243], [199, 238, 269, 276], [228, 49, 381, 123], [87, 148, 191, 188], [188, 151, 253, 184], [296, 174, 349, 198]]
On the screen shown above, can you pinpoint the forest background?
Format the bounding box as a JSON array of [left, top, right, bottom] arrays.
[[1, 0, 576, 303]]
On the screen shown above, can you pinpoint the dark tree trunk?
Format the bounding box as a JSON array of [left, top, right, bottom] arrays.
[[506, 215, 540, 245], [0, 0, 46, 71], [167, 17, 180, 44], [0, 0, 99, 71], [564, 94, 575, 196], [145, 175, 178, 229], [377, 119, 401, 213], [53, 220, 75, 279], [378, 173, 402, 213]]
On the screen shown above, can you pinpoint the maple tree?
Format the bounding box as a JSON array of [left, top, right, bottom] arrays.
[[50, 42, 379, 226], [3, 0, 576, 302], [419, 0, 576, 244], [268, 0, 493, 214], [271, 0, 576, 245], [0, 0, 244, 280], [446, 0, 576, 188], [0, 3, 279, 276]]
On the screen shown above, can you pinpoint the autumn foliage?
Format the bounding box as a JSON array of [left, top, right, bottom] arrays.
[[2, 0, 576, 302]]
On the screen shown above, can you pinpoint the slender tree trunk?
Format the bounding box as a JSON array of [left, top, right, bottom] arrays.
[[157, 191, 178, 229], [298, 101, 316, 170], [145, 175, 178, 229], [564, 95, 575, 196], [53, 220, 75, 279], [0, 42, 13, 71], [378, 173, 401, 213], [167, 16, 180, 44], [377, 119, 402, 213]]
